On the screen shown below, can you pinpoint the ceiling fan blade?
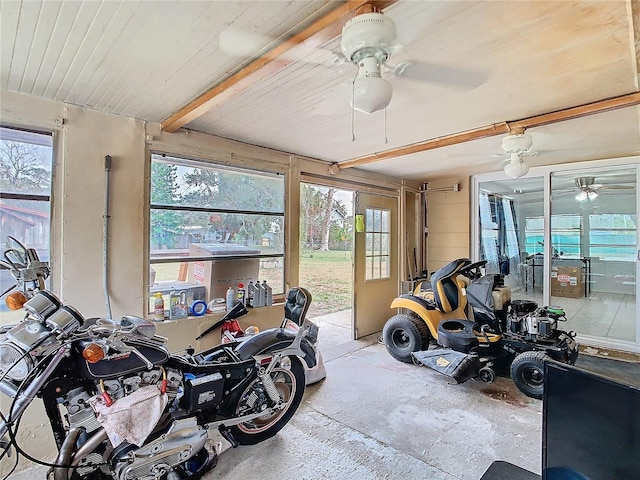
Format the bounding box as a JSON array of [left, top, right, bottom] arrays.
[[391, 61, 487, 89], [218, 27, 346, 66], [596, 184, 635, 190], [218, 27, 275, 58]]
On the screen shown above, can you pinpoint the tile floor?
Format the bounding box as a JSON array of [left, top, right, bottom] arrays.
[[512, 291, 637, 343]]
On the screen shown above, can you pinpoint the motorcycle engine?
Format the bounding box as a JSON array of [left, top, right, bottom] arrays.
[[111, 417, 211, 480], [63, 367, 185, 477]]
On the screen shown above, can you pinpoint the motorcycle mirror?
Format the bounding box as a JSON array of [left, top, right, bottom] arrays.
[[121, 315, 157, 338]]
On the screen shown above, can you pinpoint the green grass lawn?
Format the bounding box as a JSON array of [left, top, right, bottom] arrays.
[[300, 249, 352, 317]]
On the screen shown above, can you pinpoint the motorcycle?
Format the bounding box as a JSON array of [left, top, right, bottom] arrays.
[[382, 258, 579, 399], [0, 236, 320, 479]]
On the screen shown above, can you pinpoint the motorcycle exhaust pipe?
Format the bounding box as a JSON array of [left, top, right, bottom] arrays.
[[53, 427, 82, 480]]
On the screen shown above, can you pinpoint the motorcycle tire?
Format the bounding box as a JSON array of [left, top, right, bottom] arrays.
[[382, 314, 431, 363], [229, 356, 305, 445], [510, 350, 550, 399]]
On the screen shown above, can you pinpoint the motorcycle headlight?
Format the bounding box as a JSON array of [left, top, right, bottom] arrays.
[[0, 343, 33, 381]]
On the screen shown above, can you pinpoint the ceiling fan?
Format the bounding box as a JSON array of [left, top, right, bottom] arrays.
[[497, 130, 538, 179], [564, 176, 634, 202], [218, 6, 486, 115]]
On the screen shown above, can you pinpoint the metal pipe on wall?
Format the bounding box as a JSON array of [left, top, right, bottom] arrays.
[[103, 155, 112, 319]]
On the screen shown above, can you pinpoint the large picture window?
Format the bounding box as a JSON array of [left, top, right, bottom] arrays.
[[149, 154, 285, 312], [0, 127, 53, 323]]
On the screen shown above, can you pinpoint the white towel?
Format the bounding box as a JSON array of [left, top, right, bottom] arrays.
[[89, 385, 168, 447]]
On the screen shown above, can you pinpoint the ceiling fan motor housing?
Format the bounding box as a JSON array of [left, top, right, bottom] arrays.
[[501, 133, 533, 153], [341, 12, 397, 63]]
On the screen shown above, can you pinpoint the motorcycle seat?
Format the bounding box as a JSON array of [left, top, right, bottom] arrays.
[[281, 287, 312, 328]]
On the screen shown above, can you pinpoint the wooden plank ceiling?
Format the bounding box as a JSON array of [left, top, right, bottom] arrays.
[[1, 0, 639, 180]]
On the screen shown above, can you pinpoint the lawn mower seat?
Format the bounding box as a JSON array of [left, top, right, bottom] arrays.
[[430, 258, 471, 313], [281, 286, 312, 328]]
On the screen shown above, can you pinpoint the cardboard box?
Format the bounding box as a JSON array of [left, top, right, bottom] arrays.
[[187, 243, 260, 301], [551, 266, 583, 298]]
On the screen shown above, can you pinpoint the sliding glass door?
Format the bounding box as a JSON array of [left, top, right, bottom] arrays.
[[478, 177, 545, 302], [550, 167, 636, 343], [474, 159, 639, 351]]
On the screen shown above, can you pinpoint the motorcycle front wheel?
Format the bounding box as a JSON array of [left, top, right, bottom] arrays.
[[230, 356, 305, 445]]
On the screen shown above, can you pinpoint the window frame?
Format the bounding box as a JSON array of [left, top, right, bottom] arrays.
[[148, 152, 286, 296], [0, 126, 54, 321]]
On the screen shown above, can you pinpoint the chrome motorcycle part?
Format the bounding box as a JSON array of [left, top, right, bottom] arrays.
[[3, 317, 58, 354], [0, 342, 32, 381], [65, 388, 102, 434], [229, 357, 305, 445], [23, 290, 61, 320], [112, 418, 208, 480], [45, 306, 84, 337], [0, 345, 69, 440], [258, 371, 282, 404]]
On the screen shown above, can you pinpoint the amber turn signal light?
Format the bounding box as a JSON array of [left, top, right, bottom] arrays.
[[6, 291, 27, 310], [83, 343, 106, 363]]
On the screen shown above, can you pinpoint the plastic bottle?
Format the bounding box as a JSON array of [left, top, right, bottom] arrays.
[[253, 281, 264, 308], [152, 293, 165, 321], [226, 286, 236, 311], [247, 281, 255, 307], [237, 283, 246, 305], [263, 280, 272, 306]]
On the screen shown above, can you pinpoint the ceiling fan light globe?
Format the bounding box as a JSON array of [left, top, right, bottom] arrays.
[[352, 76, 393, 113], [575, 191, 588, 202], [588, 190, 598, 201], [504, 161, 529, 179]]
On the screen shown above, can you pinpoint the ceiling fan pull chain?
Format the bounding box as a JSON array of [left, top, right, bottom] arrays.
[[384, 108, 388, 144], [351, 78, 356, 141]]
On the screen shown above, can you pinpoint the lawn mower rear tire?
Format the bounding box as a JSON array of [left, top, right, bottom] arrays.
[[382, 314, 431, 363]]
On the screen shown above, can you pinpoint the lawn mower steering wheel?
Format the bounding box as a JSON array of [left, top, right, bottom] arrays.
[[458, 260, 487, 280]]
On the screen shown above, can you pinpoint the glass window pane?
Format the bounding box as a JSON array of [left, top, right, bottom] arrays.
[[373, 233, 381, 254], [0, 128, 53, 196], [373, 209, 381, 231], [150, 155, 286, 309], [365, 209, 373, 229], [151, 155, 284, 212], [150, 210, 283, 257], [1, 128, 53, 325], [0, 199, 50, 251], [365, 232, 373, 255], [363, 207, 391, 280], [381, 210, 389, 232], [381, 233, 389, 254], [365, 256, 373, 281], [381, 255, 390, 278], [373, 256, 381, 278]]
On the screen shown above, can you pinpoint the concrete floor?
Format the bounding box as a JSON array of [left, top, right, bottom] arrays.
[[210, 336, 544, 480], [9, 311, 639, 480]]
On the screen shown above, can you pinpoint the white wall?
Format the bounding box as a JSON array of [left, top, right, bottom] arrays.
[[0, 89, 412, 473]]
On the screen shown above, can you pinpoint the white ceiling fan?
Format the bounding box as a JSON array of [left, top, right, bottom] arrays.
[[497, 130, 538, 179], [218, 6, 486, 115]]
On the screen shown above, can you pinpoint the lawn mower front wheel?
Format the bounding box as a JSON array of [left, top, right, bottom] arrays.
[[510, 350, 550, 399]]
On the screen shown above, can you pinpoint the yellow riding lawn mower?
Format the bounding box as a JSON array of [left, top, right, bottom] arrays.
[[382, 258, 579, 399]]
